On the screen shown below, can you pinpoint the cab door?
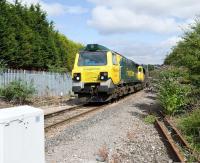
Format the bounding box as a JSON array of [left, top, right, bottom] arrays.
[[111, 53, 120, 84]]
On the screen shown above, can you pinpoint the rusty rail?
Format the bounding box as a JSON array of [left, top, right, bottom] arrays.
[[155, 112, 200, 162], [155, 119, 186, 162]]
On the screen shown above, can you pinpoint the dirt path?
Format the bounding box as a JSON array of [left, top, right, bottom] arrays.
[[45, 91, 171, 163]]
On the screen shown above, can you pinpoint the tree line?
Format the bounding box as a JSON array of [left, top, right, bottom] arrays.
[[0, 0, 83, 72], [164, 18, 200, 86]]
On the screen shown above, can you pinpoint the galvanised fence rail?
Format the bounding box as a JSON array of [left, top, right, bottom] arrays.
[[0, 69, 72, 97]]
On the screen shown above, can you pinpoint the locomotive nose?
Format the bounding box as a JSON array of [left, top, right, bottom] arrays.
[[79, 67, 108, 82]]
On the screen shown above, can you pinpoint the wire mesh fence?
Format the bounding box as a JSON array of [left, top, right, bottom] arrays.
[[0, 69, 72, 97]]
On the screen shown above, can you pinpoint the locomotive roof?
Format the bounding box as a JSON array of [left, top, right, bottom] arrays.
[[82, 44, 110, 51], [81, 44, 140, 66]]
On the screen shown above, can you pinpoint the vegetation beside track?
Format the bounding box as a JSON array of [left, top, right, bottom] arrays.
[[150, 18, 200, 153], [0, 80, 36, 104], [176, 108, 200, 152], [151, 67, 200, 153]]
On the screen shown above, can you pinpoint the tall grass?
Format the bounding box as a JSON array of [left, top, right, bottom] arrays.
[[176, 108, 200, 152]]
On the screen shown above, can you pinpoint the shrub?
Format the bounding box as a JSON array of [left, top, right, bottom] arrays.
[[0, 60, 7, 73], [159, 66, 189, 82], [149, 66, 190, 93], [158, 79, 190, 115], [152, 67, 191, 115], [0, 80, 36, 103]]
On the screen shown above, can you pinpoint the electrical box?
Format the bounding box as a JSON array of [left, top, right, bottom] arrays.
[[0, 106, 45, 163]]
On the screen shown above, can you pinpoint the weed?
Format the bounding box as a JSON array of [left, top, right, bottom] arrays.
[[144, 114, 156, 124]]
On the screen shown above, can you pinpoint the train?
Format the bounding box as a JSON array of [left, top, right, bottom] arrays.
[[72, 44, 147, 102]]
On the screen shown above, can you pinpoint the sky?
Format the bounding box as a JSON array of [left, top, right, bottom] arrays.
[[7, 0, 199, 64]]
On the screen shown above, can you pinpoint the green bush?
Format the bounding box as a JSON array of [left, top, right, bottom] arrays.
[[0, 80, 36, 103], [159, 66, 189, 81], [158, 78, 190, 115], [176, 108, 200, 152], [152, 67, 191, 115]]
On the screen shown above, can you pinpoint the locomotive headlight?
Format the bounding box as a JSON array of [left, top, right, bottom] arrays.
[[73, 73, 81, 81], [100, 72, 108, 81]]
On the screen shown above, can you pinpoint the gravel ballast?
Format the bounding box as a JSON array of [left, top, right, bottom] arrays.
[[45, 91, 171, 163]]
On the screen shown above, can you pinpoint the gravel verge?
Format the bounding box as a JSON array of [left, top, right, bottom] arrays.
[[45, 91, 171, 163]]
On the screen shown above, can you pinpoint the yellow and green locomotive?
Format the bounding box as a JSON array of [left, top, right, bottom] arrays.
[[72, 44, 146, 102]]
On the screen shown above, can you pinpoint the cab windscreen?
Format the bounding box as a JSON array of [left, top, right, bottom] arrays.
[[78, 52, 107, 66]]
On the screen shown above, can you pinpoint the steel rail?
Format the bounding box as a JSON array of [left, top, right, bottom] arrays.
[[44, 104, 108, 130], [44, 104, 85, 118], [155, 119, 186, 162], [163, 116, 200, 162], [44, 90, 142, 131]]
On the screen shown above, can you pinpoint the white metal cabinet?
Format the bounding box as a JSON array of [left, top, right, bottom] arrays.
[[0, 106, 44, 163]]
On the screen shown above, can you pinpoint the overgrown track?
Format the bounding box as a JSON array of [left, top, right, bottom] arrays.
[[155, 113, 200, 162]]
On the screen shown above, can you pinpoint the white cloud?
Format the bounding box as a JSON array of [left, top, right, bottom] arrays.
[[7, 0, 39, 5], [7, 0, 88, 16], [88, 0, 200, 19], [41, 3, 88, 16], [97, 36, 181, 64], [131, 37, 181, 64], [88, 0, 200, 34], [88, 6, 180, 34], [160, 36, 182, 47]]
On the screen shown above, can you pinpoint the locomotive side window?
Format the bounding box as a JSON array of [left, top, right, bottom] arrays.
[[112, 53, 117, 65]]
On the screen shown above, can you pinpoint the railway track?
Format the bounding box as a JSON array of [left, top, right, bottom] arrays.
[[44, 91, 200, 162], [44, 90, 143, 131], [155, 112, 200, 162], [44, 103, 109, 131]]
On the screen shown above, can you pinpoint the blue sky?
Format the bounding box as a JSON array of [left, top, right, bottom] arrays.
[[8, 0, 199, 64]]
